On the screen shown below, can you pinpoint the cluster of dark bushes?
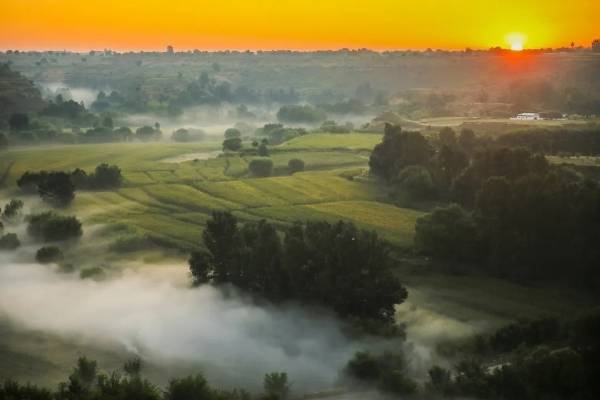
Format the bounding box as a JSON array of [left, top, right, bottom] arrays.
[[425, 310, 600, 400], [189, 212, 407, 328], [0, 199, 24, 251], [254, 123, 306, 145], [17, 164, 122, 206], [35, 245, 64, 263], [345, 351, 417, 396], [41, 95, 96, 125], [344, 311, 600, 399], [276, 105, 326, 124], [248, 158, 273, 177], [0, 232, 20, 250], [27, 212, 82, 242], [370, 124, 600, 288], [0, 356, 291, 400]]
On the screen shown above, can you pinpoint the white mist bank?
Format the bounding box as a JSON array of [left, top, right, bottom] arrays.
[[39, 82, 106, 107], [0, 261, 365, 390]]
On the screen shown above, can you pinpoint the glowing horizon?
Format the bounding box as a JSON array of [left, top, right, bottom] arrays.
[[1, 0, 598, 51]]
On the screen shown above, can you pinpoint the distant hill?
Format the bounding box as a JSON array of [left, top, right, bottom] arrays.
[[0, 63, 46, 118]]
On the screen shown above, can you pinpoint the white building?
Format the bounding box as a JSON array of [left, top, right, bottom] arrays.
[[512, 112, 542, 120]]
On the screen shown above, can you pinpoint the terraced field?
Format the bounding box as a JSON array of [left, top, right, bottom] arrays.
[[1, 135, 425, 250]]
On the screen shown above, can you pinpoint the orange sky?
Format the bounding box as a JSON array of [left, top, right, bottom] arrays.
[[1, 0, 598, 51]]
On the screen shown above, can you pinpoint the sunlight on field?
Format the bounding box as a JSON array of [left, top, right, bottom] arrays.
[[280, 133, 383, 150]]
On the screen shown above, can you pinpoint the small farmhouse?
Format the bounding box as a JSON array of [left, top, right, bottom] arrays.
[[512, 112, 541, 120]]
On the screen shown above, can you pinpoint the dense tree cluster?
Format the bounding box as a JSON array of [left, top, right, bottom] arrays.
[[71, 164, 123, 189], [426, 310, 600, 400], [416, 161, 600, 286], [27, 212, 82, 242], [370, 124, 600, 288], [41, 95, 94, 124], [18, 164, 123, 205], [189, 212, 407, 325], [369, 124, 432, 181]]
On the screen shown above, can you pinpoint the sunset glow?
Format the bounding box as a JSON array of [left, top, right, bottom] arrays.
[[1, 0, 599, 51], [506, 33, 526, 51]]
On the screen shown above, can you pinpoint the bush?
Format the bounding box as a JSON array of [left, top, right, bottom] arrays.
[[276, 105, 326, 124], [222, 137, 242, 151], [2, 199, 24, 220], [287, 158, 305, 174], [172, 128, 190, 142], [224, 128, 241, 139], [248, 158, 273, 177], [27, 212, 82, 242], [36, 172, 75, 206], [35, 246, 64, 264], [89, 163, 122, 189], [345, 351, 417, 395], [0, 233, 20, 250]]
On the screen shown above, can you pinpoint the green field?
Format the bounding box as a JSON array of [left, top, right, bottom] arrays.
[[0, 136, 423, 250], [280, 133, 383, 150]]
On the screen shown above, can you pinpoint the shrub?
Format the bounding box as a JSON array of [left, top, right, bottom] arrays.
[[224, 128, 241, 139], [35, 246, 64, 264], [27, 212, 82, 242], [89, 163, 122, 189], [222, 137, 242, 151], [345, 351, 417, 395], [248, 158, 273, 177], [2, 199, 24, 220], [287, 158, 305, 174], [0, 233, 20, 250], [172, 128, 190, 142]]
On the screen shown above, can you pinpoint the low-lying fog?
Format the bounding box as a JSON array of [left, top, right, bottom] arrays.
[[0, 204, 479, 395], [0, 254, 367, 391], [39, 82, 106, 108]]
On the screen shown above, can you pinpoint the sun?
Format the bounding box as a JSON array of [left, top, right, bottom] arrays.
[[506, 33, 526, 51]]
